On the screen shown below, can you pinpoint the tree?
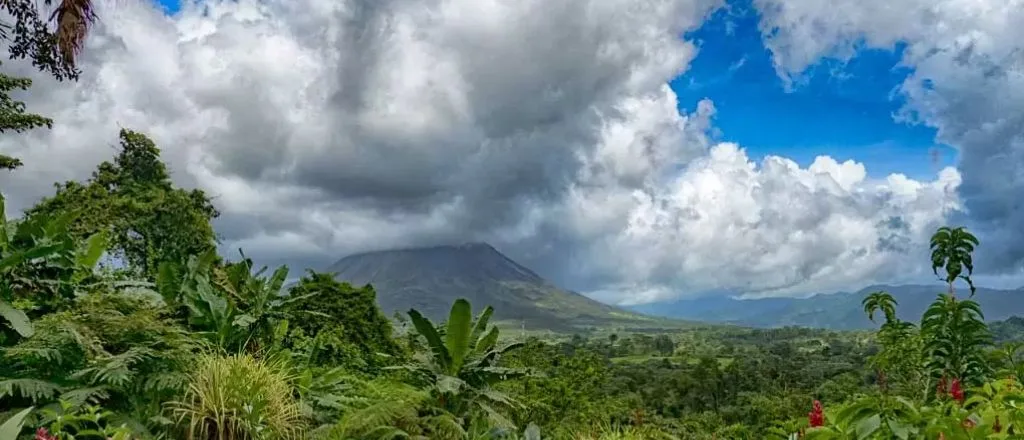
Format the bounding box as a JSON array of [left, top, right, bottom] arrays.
[[283, 273, 403, 370], [653, 334, 675, 356], [27, 129, 219, 278], [0, 70, 53, 170], [0, 0, 97, 170]]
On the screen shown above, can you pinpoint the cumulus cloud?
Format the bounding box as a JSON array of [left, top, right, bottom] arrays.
[[753, 0, 1024, 276], [570, 146, 961, 304], [0, 0, 965, 304]]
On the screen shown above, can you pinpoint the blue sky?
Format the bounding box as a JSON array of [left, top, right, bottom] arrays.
[[154, 0, 955, 181], [673, 1, 957, 180], [156, 0, 178, 13]]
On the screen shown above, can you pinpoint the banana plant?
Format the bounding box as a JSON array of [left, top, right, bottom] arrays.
[[213, 250, 326, 353], [157, 249, 323, 352], [155, 249, 237, 348], [396, 299, 528, 430]]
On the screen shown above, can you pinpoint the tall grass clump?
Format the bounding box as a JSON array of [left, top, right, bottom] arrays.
[[171, 353, 305, 440]]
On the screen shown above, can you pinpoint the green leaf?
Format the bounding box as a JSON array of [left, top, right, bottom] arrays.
[[0, 407, 33, 440], [469, 305, 494, 351], [0, 299, 32, 338], [476, 326, 500, 355], [408, 308, 451, 371], [886, 418, 913, 440], [435, 375, 466, 395], [854, 414, 881, 440], [0, 243, 66, 272], [268, 265, 289, 294], [77, 230, 109, 270], [232, 313, 256, 328], [445, 299, 473, 374]]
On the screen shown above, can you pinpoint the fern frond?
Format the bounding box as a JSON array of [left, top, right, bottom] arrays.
[[336, 399, 421, 437], [58, 386, 110, 407], [141, 371, 188, 394], [73, 346, 156, 388], [0, 378, 62, 402]]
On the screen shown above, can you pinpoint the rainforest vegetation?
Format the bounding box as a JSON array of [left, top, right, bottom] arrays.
[[4, 4, 1024, 439]]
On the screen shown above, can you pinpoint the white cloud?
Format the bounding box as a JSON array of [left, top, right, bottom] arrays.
[[570, 143, 961, 304], [753, 0, 1024, 274], [0, 0, 967, 304]]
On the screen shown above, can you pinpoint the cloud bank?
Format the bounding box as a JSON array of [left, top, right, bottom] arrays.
[[0, 0, 973, 304]]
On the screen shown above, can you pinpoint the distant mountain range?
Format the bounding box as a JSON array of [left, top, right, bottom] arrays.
[[630, 284, 1024, 330], [326, 242, 681, 332]]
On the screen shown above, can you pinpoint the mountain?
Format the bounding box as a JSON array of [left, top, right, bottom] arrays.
[[630, 284, 1024, 330], [326, 242, 677, 332]]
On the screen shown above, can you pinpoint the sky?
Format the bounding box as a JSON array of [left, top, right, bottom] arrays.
[[674, 2, 958, 180], [1, 0, 1022, 305]]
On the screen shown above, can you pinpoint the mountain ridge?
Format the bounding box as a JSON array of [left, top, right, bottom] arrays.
[[631, 284, 1024, 330]]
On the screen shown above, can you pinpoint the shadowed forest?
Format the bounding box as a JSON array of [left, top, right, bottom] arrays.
[[3, 2, 1024, 439]]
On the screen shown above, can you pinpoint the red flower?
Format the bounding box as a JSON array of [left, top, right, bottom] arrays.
[[808, 400, 824, 427], [950, 378, 965, 403], [35, 427, 56, 440], [994, 415, 1003, 433]]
